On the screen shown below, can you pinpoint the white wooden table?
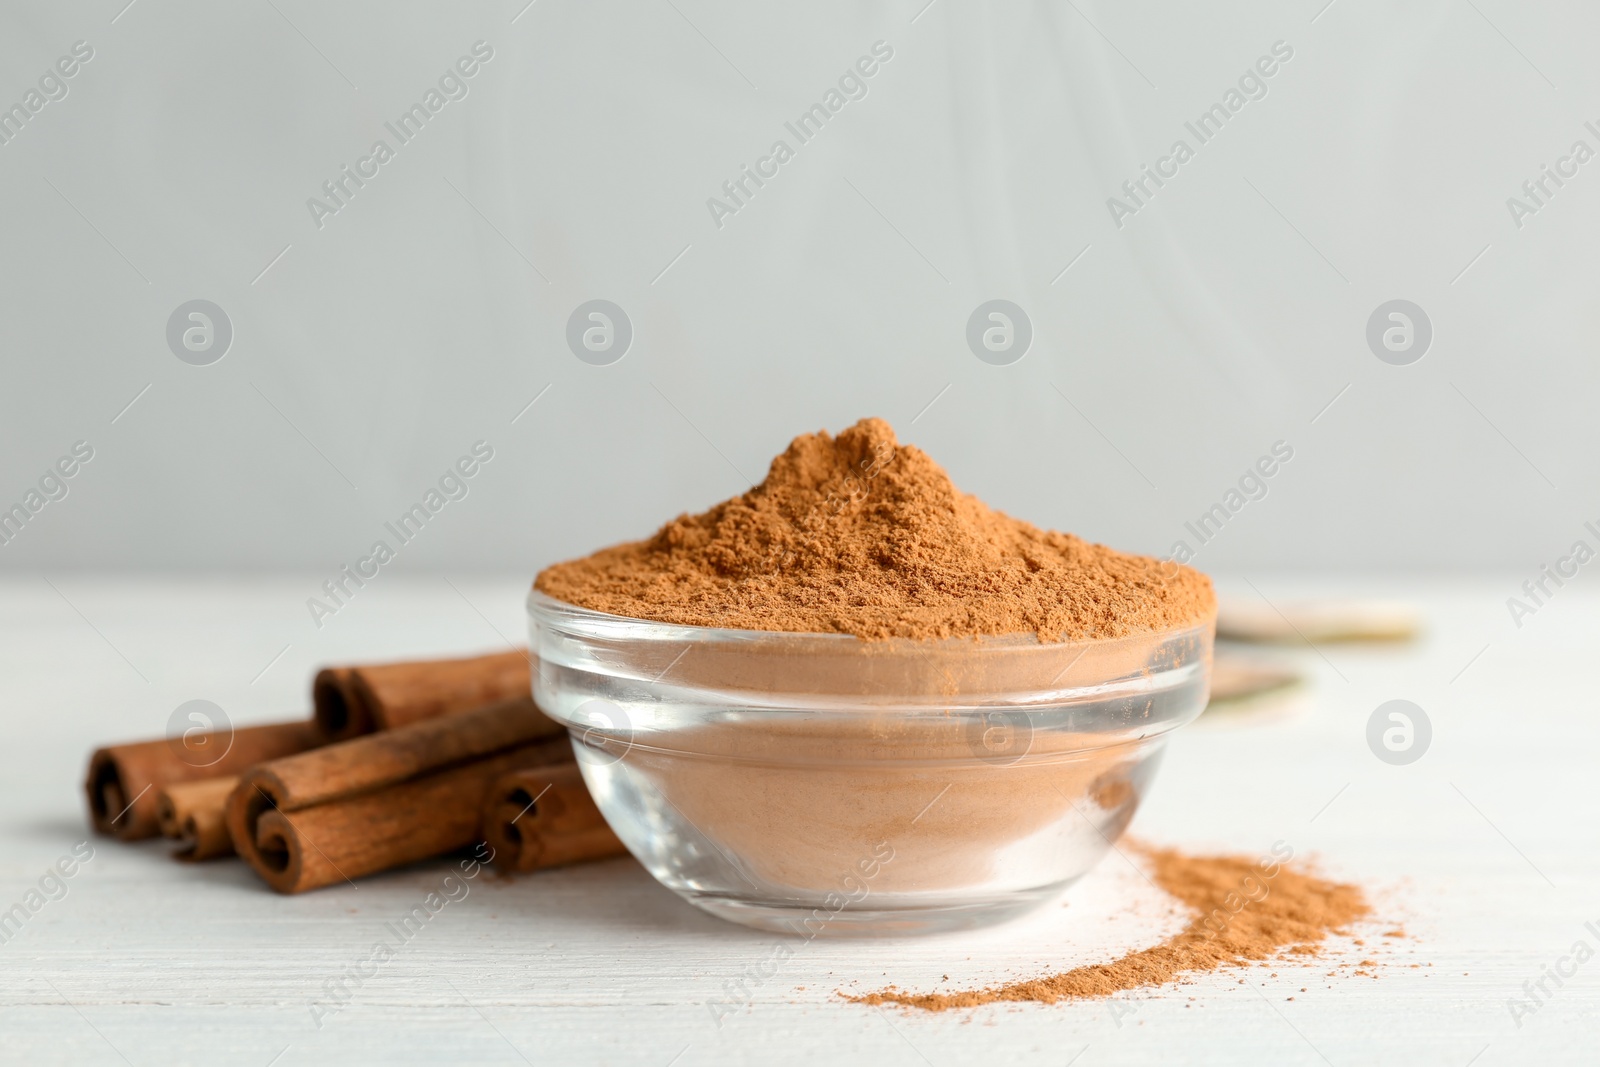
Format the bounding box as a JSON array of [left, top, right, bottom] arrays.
[[2, 574, 1594, 1065]]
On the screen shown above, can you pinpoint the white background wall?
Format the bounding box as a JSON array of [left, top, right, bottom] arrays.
[[2, 0, 1596, 578]]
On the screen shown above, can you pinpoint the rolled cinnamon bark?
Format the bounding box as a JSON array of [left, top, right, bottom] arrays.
[[227, 697, 567, 893], [157, 777, 239, 861], [310, 666, 359, 738], [482, 764, 627, 873], [313, 649, 533, 740], [86, 720, 322, 841]]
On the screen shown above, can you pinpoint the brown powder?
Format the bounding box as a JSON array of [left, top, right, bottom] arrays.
[[631, 717, 1147, 896], [849, 845, 1373, 1010], [536, 418, 1213, 641]]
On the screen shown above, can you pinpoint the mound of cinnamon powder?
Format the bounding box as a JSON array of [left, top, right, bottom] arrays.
[[849, 844, 1373, 1010], [536, 418, 1213, 640]]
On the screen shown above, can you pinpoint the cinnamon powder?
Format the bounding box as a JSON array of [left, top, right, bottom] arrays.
[[850, 844, 1373, 1010], [536, 418, 1212, 641]]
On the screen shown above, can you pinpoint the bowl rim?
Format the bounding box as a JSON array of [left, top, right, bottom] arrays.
[[526, 587, 1217, 652]]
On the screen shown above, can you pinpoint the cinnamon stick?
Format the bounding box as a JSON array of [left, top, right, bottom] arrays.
[[310, 666, 358, 738], [313, 649, 533, 740], [481, 764, 627, 873], [157, 777, 239, 861], [86, 720, 322, 841], [227, 697, 567, 893]]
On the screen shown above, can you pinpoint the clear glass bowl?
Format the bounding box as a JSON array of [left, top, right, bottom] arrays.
[[528, 590, 1214, 936]]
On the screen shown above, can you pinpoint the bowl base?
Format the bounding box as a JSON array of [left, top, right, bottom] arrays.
[[680, 884, 1067, 937]]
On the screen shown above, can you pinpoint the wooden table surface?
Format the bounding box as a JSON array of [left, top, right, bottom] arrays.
[[2, 574, 1593, 1065]]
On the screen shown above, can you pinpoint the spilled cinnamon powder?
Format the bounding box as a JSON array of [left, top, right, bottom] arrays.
[[850, 844, 1373, 1010], [537, 418, 1213, 641]]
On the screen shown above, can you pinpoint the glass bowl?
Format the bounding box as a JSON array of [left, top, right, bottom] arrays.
[[527, 590, 1213, 936]]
